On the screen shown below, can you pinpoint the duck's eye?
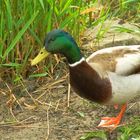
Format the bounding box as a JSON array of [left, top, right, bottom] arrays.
[[48, 38, 55, 43]]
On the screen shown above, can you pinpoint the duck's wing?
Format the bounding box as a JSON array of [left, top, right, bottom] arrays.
[[86, 45, 140, 76]]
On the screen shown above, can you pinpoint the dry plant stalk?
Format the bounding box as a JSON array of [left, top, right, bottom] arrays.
[[67, 83, 71, 107]]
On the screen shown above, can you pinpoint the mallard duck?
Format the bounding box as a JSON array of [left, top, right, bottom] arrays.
[[31, 29, 140, 130]]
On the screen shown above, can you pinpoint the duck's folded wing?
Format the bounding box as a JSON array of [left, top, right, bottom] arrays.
[[86, 45, 140, 76]]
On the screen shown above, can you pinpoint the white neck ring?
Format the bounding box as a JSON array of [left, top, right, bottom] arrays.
[[69, 57, 85, 67]]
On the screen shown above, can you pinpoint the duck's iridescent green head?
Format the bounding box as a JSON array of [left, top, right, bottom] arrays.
[[31, 29, 83, 65]]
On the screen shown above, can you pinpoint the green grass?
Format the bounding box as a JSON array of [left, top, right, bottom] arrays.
[[80, 116, 140, 140], [80, 130, 107, 140], [117, 117, 140, 140], [0, 0, 139, 82], [0, 0, 91, 81]]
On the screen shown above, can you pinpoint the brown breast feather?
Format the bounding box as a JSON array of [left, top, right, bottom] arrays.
[[69, 61, 112, 104]]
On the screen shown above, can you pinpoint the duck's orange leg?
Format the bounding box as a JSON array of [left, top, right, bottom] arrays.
[[98, 104, 127, 130]]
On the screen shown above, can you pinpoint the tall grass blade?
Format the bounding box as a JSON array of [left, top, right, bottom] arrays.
[[61, 0, 73, 14], [46, 8, 53, 32], [29, 73, 48, 78], [0, 63, 21, 67], [59, 12, 78, 28], [3, 11, 39, 60], [122, 0, 139, 4], [0, 12, 4, 58], [4, 0, 13, 31], [38, 0, 45, 11]]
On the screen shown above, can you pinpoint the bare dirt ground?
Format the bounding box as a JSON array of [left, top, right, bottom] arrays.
[[0, 74, 140, 140]]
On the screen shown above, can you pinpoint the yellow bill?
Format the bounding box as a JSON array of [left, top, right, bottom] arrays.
[[31, 48, 50, 66]]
